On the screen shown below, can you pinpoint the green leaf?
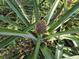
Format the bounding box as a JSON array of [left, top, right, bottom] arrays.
[[49, 3, 79, 32], [0, 28, 36, 39], [63, 0, 68, 12], [45, 0, 54, 6], [0, 56, 3, 59], [33, 35, 42, 59], [0, 0, 4, 5], [33, 0, 40, 21], [15, 0, 30, 22], [49, 4, 64, 25], [41, 46, 54, 59], [5, 0, 30, 26], [62, 55, 79, 59], [67, 35, 79, 46], [55, 44, 63, 59], [0, 36, 18, 48], [24, 22, 36, 32], [0, 15, 19, 27], [45, 0, 60, 24], [50, 28, 79, 37]]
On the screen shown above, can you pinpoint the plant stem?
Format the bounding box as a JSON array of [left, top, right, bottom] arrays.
[[55, 44, 64, 59], [34, 34, 42, 59]]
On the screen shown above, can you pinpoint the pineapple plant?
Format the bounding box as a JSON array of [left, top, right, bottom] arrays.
[[0, 0, 79, 59]]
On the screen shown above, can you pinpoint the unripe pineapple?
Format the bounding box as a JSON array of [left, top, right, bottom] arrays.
[[36, 19, 47, 34], [67, 0, 72, 4]]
